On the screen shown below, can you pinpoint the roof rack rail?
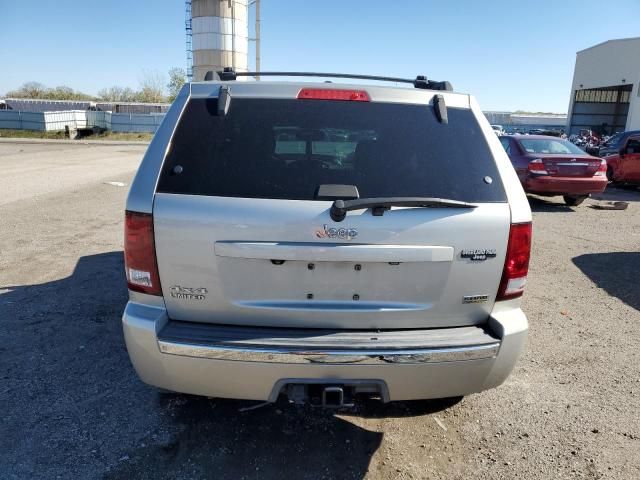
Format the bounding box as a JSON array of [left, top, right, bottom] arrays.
[[206, 68, 453, 91]]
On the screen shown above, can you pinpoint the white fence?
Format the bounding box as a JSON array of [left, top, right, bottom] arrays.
[[0, 109, 166, 133], [86, 110, 111, 130], [0, 110, 86, 131]]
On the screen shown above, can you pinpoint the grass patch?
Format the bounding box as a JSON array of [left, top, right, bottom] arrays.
[[0, 129, 153, 142], [0, 129, 68, 139], [89, 131, 154, 142]]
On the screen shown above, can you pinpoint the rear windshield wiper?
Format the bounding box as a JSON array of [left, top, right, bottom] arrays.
[[330, 197, 477, 222]]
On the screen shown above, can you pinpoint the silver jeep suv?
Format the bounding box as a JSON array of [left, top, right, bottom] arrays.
[[122, 70, 532, 406]]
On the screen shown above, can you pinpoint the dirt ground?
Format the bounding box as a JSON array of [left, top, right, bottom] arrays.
[[1, 141, 638, 479], [0, 129, 153, 142]]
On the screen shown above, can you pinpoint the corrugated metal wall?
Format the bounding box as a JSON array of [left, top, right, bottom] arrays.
[[3, 99, 94, 112], [2, 99, 170, 114], [110, 113, 165, 133], [0, 111, 43, 130], [483, 111, 567, 128], [0, 110, 166, 133], [0, 110, 87, 131], [86, 111, 112, 130]]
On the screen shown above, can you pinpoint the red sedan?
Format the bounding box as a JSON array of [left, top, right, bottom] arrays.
[[500, 135, 608, 206], [605, 133, 640, 185]]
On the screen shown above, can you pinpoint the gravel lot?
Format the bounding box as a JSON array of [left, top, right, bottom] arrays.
[[1, 141, 638, 480]]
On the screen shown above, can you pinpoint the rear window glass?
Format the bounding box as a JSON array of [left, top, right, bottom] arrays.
[[518, 138, 586, 155], [157, 98, 506, 202]]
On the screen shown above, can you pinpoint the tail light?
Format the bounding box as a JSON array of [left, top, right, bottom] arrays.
[[297, 88, 370, 102], [124, 211, 161, 296], [497, 222, 532, 301], [528, 158, 548, 174], [594, 159, 607, 176]]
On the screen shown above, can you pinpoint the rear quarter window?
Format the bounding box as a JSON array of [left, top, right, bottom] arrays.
[[157, 97, 507, 202]]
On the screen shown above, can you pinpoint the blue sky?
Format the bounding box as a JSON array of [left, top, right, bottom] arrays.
[[1, 0, 638, 112]]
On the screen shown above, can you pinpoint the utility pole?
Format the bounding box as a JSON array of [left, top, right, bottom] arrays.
[[255, 0, 261, 79], [229, 0, 236, 71]]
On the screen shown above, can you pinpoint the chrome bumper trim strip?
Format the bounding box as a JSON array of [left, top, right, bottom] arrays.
[[157, 341, 500, 365]]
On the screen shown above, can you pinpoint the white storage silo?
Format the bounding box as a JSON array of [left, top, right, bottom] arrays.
[[191, 0, 249, 81]]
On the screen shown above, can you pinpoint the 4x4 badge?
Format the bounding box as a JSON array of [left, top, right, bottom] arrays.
[[463, 294, 489, 304], [461, 249, 497, 261], [316, 224, 358, 240]]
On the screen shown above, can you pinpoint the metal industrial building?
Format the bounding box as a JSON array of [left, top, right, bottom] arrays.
[[483, 111, 567, 132], [566, 37, 640, 135]]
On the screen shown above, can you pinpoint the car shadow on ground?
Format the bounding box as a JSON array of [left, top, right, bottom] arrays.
[[104, 396, 461, 480], [106, 393, 385, 480], [592, 185, 640, 203], [573, 252, 640, 312], [527, 195, 574, 212], [1, 252, 458, 479], [528, 186, 640, 212], [104, 394, 462, 480]]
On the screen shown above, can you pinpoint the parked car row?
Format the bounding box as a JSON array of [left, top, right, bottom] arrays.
[[569, 130, 606, 155], [491, 126, 566, 137], [491, 124, 505, 135], [499, 135, 607, 206], [500, 131, 640, 206], [601, 131, 640, 184]]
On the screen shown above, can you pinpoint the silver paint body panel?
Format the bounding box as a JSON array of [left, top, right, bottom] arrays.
[[153, 195, 511, 329], [123, 79, 531, 401]]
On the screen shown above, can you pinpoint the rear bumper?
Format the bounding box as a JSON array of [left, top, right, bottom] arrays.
[[122, 302, 528, 401], [525, 175, 607, 195], [156, 320, 500, 364]]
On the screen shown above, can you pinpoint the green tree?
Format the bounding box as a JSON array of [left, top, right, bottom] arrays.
[[136, 71, 166, 103], [6, 82, 47, 98], [6, 82, 94, 100], [167, 67, 187, 102], [98, 86, 137, 102], [49, 86, 95, 101]]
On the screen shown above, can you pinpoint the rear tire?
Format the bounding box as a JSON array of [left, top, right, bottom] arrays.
[[563, 195, 588, 207], [607, 166, 616, 183]]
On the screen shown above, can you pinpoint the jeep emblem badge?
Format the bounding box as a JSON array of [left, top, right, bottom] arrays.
[[170, 285, 207, 300], [316, 224, 358, 240]]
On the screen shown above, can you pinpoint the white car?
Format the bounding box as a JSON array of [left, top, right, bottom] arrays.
[[491, 124, 505, 136], [122, 69, 532, 407]]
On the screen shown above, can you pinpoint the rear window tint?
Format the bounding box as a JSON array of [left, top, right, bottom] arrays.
[[518, 138, 585, 155], [157, 98, 506, 202]]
